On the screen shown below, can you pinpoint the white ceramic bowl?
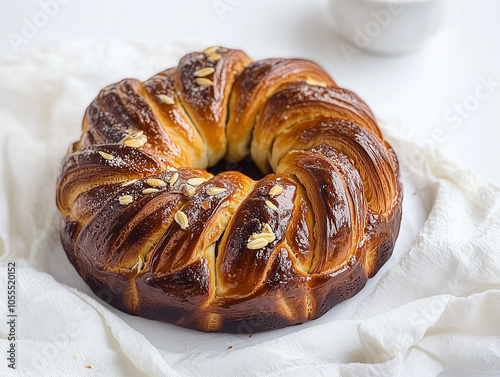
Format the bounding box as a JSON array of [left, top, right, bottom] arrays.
[[329, 0, 446, 54]]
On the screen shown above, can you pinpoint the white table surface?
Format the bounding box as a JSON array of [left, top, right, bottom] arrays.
[[2, 0, 499, 186], [2, 1, 500, 376]]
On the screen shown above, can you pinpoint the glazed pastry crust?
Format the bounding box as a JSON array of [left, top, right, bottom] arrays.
[[56, 47, 402, 333]]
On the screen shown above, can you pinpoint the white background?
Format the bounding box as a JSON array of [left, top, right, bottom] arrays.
[[1, 0, 499, 185], [1, 1, 500, 376]]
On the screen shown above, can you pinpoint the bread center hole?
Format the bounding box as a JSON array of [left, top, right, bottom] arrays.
[[207, 156, 265, 181]]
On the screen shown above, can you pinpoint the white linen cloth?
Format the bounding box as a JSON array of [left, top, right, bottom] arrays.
[[0, 40, 499, 377]]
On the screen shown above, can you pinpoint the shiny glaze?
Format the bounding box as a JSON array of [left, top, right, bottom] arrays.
[[75, 168, 212, 269], [144, 68, 208, 169], [176, 49, 252, 166], [285, 181, 315, 271], [138, 257, 213, 313], [56, 47, 403, 333], [80, 79, 188, 166], [272, 118, 397, 215], [225, 59, 337, 162], [217, 175, 297, 297], [251, 82, 381, 173], [149, 171, 254, 275], [56, 143, 171, 213], [277, 148, 366, 273]]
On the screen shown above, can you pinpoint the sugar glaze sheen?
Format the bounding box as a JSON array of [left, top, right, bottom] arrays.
[[56, 46, 403, 333]]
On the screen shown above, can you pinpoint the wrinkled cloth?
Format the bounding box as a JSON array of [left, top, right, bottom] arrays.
[[0, 40, 499, 377]]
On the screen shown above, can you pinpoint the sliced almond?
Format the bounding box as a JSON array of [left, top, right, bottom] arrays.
[[142, 188, 159, 194], [174, 210, 189, 230], [305, 77, 327, 87], [265, 200, 278, 211], [262, 223, 273, 234], [128, 129, 143, 137], [184, 185, 196, 197], [131, 255, 143, 272], [187, 177, 207, 186], [250, 232, 276, 243], [146, 178, 166, 188], [119, 195, 133, 206], [121, 179, 138, 187], [207, 53, 222, 62], [251, 223, 276, 243], [247, 238, 269, 250], [169, 172, 179, 186], [98, 151, 114, 160], [157, 94, 175, 105], [203, 46, 220, 54], [167, 166, 178, 172], [123, 132, 147, 148], [269, 185, 283, 198], [200, 200, 210, 210], [207, 187, 227, 195], [124, 138, 146, 148], [194, 67, 215, 77], [195, 78, 214, 87]]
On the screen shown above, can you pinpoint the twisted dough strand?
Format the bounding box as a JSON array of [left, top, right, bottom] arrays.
[[56, 47, 402, 333]]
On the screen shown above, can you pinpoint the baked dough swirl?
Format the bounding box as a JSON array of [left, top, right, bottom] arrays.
[[56, 47, 402, 333]]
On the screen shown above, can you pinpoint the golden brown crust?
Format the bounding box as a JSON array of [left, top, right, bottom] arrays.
[[56, 143, 173, 215], [56, 46, 403, 333], [216, 175, 299, 297], [271, 118, 397, 215], [175, 48, 252, 166], [276, 148, 366, 274], [78, 79, 189, 167], [251, 82, 381, 173], [150, 171, 255, 276], [225, 59, 337, 162], [144, 68, 208, 169]]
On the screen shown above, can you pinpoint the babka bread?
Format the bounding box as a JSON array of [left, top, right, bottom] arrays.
[[56, 46, 403, 333]]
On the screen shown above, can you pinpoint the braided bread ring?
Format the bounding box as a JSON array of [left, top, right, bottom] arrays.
[[56, 47, 402, 333]]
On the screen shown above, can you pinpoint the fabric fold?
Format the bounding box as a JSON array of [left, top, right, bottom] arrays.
[[0, 40, 499, 377]]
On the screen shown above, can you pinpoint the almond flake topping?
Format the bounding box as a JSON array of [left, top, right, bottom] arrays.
[[184, 185, 196, 197], [195, 78, 214, 87], [142, 188, 159, 194], [146, 178, 166, 188], [247, 238, 269, 250], [98, 151, 114, 160], [250, 233, 276, 243], [262, 223, 273, 234], [133, 130, 144, 137], [265, 200, 278, 211], [131, 255, 143, 272], [269, 185, 283, 198], [174, 210, 189, 230], [248, 223, 276, 247], [187, 177, 207, 186], [122, 131, 147, 148], [203, 46, 220, 54], [200, 200, 210, 210], [121, 179, 138, 187], [207, 187, 227, 195], [194, 67, 215, 77], [119, 195, 133, 206], [169, 172, 179, 186], [207, 53, 222, 62], [157, 94, 175, 105], [305, 78, 327, 87], [124, 137, 146, 148]]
